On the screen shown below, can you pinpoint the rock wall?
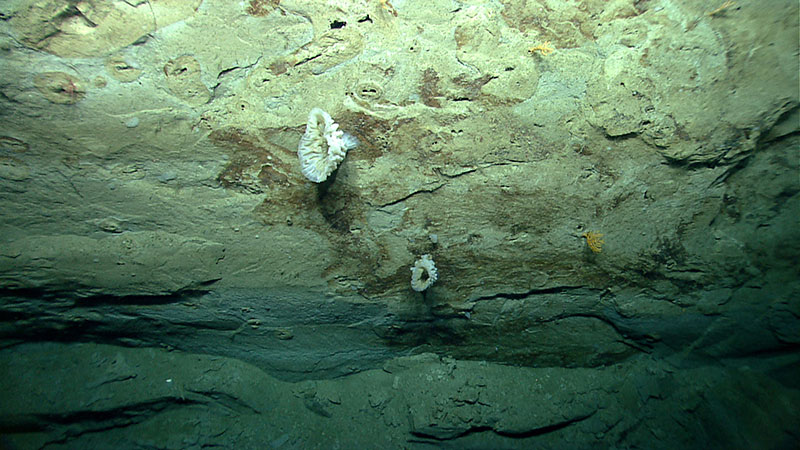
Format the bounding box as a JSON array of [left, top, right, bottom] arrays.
[[0, 0, 798, 447]]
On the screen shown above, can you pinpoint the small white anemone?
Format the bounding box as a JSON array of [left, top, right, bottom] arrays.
[[410, 254, 438, 292]]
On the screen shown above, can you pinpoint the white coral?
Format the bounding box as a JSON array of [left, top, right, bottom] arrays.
[[297, 108, 358, 183], [410, 254, 438, 292]]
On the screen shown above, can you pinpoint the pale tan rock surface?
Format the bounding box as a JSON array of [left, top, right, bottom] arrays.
[[0, 0, 798, 447]]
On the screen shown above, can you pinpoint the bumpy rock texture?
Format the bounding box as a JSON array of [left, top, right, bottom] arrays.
[[0, 0, 798, 448]]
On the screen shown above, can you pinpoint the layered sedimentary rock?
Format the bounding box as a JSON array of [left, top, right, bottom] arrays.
[[0, 0, 797, 448]]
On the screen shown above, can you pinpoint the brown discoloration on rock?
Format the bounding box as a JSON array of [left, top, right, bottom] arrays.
[[499, 0, 638, 47], [208, 122, 409, 297], [337, 113, 399, 163], [246, 0, 281, 17], [268, 59, 291, 76], [451, 73, 496, 103], [420, 68, 442, 108], [210, 127, 298, 193], [33, 72, 86, 104]]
